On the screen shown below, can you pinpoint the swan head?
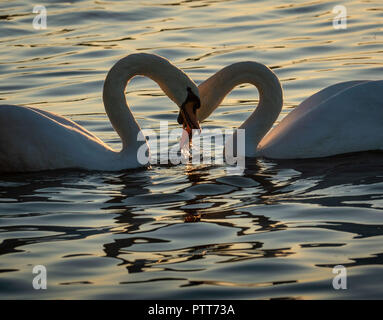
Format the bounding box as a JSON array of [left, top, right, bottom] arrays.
[[150, 58, 201, 132], [177, 86, 201, 132]]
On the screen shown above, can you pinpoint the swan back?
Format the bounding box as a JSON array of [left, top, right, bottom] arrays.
[[258, 80, 383, 158], [0, 105, 117, 172]]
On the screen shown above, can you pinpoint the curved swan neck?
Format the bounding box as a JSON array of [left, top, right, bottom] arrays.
[[197, 62, 283, 156], [103, 53, 193, 151]]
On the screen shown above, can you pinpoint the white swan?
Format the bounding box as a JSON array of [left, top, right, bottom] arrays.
[[182, 61, 383, 159], [0, 53, 201, 172]]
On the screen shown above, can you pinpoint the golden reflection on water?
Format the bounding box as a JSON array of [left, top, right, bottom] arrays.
[[0, 0, 383, 299]]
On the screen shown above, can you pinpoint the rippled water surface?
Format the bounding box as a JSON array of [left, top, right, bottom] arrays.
[[1, 0, 383, 299]]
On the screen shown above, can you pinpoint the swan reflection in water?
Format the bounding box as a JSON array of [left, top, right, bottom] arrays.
[[0, 151, 382, 293], [98, 152, 383, 285]]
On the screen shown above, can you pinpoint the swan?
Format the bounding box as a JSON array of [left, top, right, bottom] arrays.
[[0, 53, 201, 173], [178, 61, 383, 159]]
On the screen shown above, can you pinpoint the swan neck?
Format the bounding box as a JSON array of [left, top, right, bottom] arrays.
[[198, 62, 283, 155], [103, 53, 192, 151]]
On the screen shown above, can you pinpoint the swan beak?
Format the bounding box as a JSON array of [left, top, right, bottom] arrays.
[[178, 100, 201, 134]]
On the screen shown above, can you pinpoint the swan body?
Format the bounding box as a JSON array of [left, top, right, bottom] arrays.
[[195, 62, 383, 159], [0, 53, 200, 172], [257, 80, 383, 159]]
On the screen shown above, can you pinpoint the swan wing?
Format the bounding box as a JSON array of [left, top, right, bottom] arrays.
[[258, 80, 383, 158], [280, 80, 370, 122], [29, 107, 105, 145], [0, 105, 113, 172]]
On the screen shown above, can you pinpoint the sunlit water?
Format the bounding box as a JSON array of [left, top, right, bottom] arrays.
[[1, 0, 383, 299]]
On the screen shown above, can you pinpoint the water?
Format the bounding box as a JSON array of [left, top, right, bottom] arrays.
[[0, 0, 383, 299]]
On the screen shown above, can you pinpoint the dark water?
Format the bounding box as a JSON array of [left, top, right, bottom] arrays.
[[1, 0, 383, 299]]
